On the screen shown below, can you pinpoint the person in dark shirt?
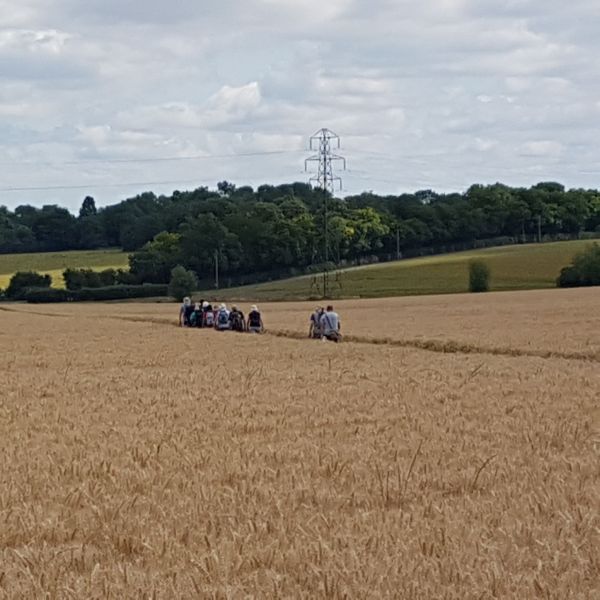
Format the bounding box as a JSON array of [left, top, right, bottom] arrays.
[[247, 305, 264, 333], [190, 302, 203, 327], [229, 305, 246, 332], [309, 306, 324, 338], [195, 299, 205, 328], [179, 297, 194, 327]]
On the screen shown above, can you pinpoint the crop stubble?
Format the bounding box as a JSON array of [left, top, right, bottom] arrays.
[[0, 293, 599, 598]]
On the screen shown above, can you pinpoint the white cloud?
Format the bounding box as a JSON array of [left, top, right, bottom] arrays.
[[0, 28, 71, 53], [0, 100, 47, 117], [521, 140, 564, 157], [1, 0, 600, 209], [0, 0, 41, 26], [205, 82, 263, 125], [257, 0, 351, 23], [474, 138, 497, 152], [112, 82, 263, 134]]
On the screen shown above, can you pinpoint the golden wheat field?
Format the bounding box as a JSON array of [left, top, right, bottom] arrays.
[[1, 288, 599, 599]]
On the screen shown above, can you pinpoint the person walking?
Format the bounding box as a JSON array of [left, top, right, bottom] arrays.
[[195, 299, 205, 328], [320, 305, 341, 342], [190, 302, 203, 327], [247, 305, 264, 333], [308, 306, 324, 339], [203, 301, 214, 327], [215, 303, 231, 331], [229, 305, 246, 332], [179, 297, 194, 327]]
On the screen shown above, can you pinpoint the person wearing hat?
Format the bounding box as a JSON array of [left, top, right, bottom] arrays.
[[247, 305, 264, 333], [179, 297, 193, 327], [215, 303, 231, 331], [202, 300, 214, 327]]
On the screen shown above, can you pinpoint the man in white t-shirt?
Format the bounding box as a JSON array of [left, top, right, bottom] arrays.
[[320, 305, 341, 342]]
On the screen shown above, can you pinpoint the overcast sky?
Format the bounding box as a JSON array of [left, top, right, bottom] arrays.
[[1, 0, 600, 211]]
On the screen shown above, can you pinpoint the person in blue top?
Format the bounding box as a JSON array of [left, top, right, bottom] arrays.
[[215, 303, 231, 331]]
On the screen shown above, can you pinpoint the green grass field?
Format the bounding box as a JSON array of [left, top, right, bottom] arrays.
[[1, 240, 595, 299], [205, 240, 597, 301], [0, 249, 129, 290]]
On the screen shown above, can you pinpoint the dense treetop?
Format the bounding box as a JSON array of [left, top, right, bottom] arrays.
[[1, 181, 599, 285]]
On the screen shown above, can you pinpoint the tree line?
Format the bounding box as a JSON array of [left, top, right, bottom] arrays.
[[1, 180, 600, 285]]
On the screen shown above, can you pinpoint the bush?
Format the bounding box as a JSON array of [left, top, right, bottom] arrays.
[[62, 268, 78, 289], [469, 261, 490, 293], [556, 266, 579, 288], [23, 284, 169, 303], [114, 269, 138, 285], [75, 284, 168, 301], [63, 268, 98, 290], [63, 267, 135, 290], [97, 268, 117, 287], [168, 265, 198, 301], [6, 271, 52, 299], [23, 287, 73, 303], [557, 243, 600, 287]]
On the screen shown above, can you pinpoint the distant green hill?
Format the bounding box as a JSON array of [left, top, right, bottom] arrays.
[[203, 240, 597, 301], [0, 249, 129, 290], [3, 240, 595, 299]]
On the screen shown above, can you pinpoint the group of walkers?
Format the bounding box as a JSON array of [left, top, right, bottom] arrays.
[[179, 298, 264, 333], [309, 305, 342, 343], [179, 298, 342, 342]]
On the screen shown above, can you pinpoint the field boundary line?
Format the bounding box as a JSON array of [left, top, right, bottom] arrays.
[[0, 305, 69, 318], [267, 328, 600, 363]]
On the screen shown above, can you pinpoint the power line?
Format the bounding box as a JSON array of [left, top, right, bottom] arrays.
[[344, 171, 407, 186], [0, 148, 308, 192], [0, 148, 305, 168], [0, 177, 208, 193]]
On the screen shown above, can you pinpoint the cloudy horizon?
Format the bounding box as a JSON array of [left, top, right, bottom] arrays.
[[1, 0, 600, 211]]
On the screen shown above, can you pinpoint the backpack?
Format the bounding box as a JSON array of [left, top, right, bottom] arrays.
[[204, 311, 214, 327], [182, 304, 194, 326], [311, 311, 322, 332], [231, 311, 243, 331], [248, 310, 261, 328], [217, 309, 229, 326]]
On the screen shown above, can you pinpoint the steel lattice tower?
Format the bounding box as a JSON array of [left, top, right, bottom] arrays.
[[305, 129, 346, 298], [305, 128, 346, 194]]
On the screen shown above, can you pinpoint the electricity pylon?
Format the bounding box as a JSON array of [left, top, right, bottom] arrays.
[[305, 128, 346, 299], [305, 128, 346, 194]]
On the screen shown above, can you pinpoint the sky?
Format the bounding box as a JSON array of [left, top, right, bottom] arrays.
[[1, 0, 600, 211]]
